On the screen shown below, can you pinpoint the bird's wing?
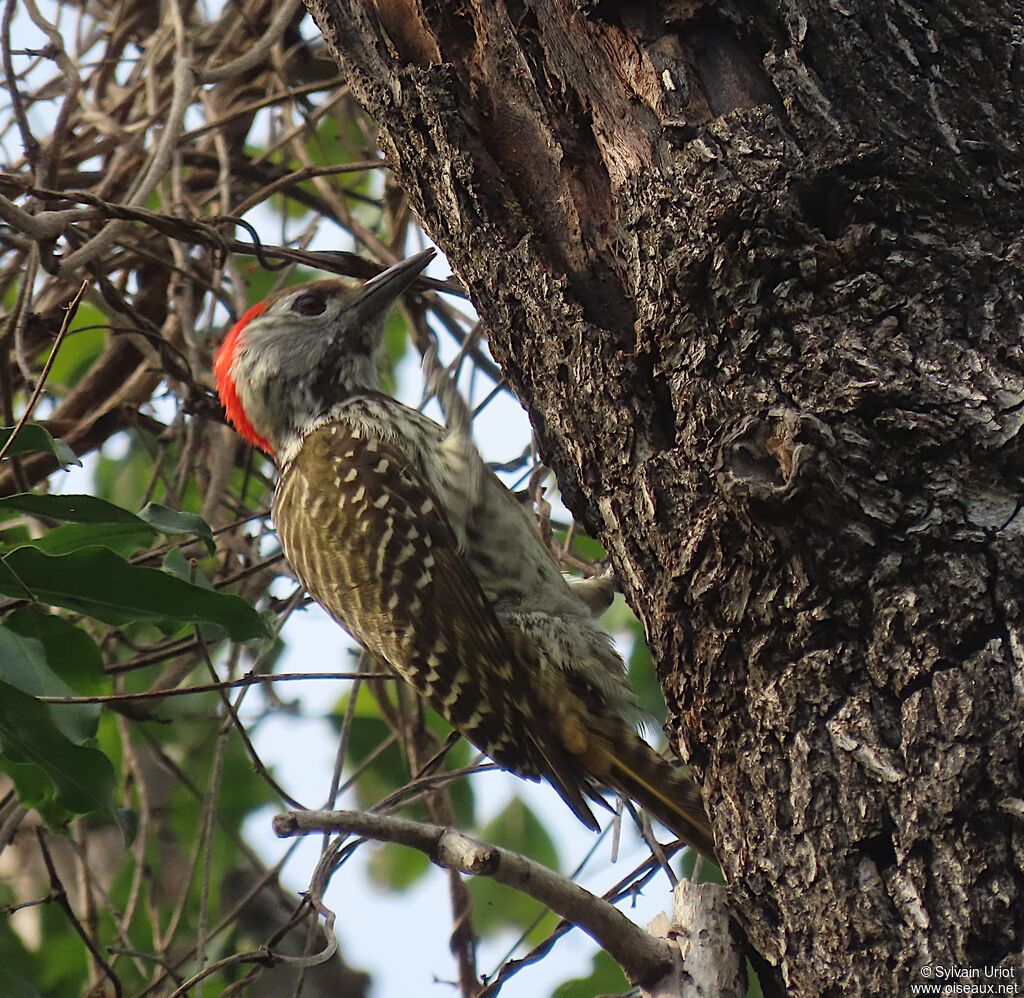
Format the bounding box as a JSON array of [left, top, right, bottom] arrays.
[[273, 419, 599, 829]]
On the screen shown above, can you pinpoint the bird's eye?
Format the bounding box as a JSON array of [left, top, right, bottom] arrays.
[[292, 291, 326, 316]]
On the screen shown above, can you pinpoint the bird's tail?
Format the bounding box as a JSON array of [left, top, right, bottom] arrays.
[[589, 720, 717, 860], [535, 662, 716, 859]]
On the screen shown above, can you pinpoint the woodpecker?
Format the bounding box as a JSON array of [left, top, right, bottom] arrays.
[[214, 250, 715, 858]]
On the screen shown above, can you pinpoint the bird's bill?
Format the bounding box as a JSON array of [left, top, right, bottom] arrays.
[[349, 248, 437, 321]]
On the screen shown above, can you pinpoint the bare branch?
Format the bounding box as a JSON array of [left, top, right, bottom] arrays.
[[274, 809, 675, 988], [198, 0, 302, 83]]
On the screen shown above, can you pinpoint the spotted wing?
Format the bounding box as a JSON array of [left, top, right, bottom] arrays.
[[272, 419, 598, 828]]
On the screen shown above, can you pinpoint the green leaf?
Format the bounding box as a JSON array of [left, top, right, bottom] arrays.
[[31, 521, 156, 557], [0, 546, 270, 642], [0, 493, 217, 557], [161, 545, 197, 581], [93, 435, 156, 511], [624, 612, 667, 726], [0, 627, 97, 744], [746, 960, 765, 998], [0, 425, 79, 468], [0, 492, 151, 526], [0, 909, 48, 996], [480, 795, 559, 870], [45, 311, 106, 389], [380, 309, 411, 395], [213, 746, 277, 828], [342, 711, 412, 811], [551, 949, 628, 998], [4, 608, 105, 694], [368, 841, 431, 890], [0, 679, 118, 822], [468, 872, 558, 940], [34, 902, 89, 993], [0, 524, 31, 547], [0, 971, 44, 998], [568, 531, 607, 563], [467, 798, 561, 937], [679, 846, 725, 885], [0, 494, 159, 556], [139, 503, 216, 553]]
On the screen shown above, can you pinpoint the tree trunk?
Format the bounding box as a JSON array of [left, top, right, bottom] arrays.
[[303, 1, 1024, 994]]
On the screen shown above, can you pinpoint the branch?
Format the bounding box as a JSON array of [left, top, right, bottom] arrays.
[[274, 808, 674, 988], [198, 0, 302, 83]]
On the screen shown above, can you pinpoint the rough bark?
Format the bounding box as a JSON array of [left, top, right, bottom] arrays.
[[303, 1, 1024, 994]]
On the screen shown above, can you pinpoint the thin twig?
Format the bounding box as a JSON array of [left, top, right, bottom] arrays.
[[198, 0, 302, 83], [38, 670, 393, 704], [0, 279, 86, 464], [1, 0, 40, 166], [195, 628, 311, 811], [35, 827, 123, 998]]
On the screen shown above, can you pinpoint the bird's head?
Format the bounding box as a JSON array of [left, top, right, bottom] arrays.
[[214, 249, 435, 460]]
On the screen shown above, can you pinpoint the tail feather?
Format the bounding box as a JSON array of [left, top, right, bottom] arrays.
[[535, 660, 716, 858], [591, 723, 717, 860], [528, 729, 602, 833]]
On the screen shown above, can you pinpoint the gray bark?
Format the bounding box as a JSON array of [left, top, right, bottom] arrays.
[[303, 1, 1024, 994]]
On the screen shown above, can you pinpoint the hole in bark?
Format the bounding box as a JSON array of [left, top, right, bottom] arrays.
[[556, 363, 569, 384], [651, 374, 678, 449], [795, 175, 858, 240], [690, 18, 782, 118], [430, 4, 475, 62], [565, 262, 636, 338], [856, 829, 897, 869], [793, 152, 892, 239]]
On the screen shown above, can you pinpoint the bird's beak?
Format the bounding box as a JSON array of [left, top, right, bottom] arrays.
[[349, 248, 436, 322]]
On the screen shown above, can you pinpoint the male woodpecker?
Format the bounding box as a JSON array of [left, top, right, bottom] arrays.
[[214, 250, 715, 858]]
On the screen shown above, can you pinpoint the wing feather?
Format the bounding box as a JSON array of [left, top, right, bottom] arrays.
[[273, 419, 597, 828]]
